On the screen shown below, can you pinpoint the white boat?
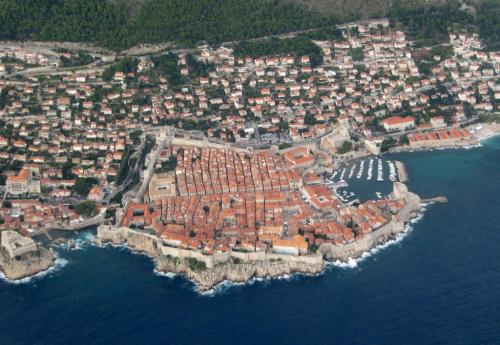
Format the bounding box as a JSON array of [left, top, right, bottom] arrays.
[[367, 158, 373, 180], [377, 159, 384, 181], [348, 164, 356, 179], [387, 160, 397, 181], [339, 168, 346, 181], [356, 160, 365, 179]]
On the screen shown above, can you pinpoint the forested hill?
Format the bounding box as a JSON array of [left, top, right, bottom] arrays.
[[0, 0, 334, 50], [0, 0, 498, 52]]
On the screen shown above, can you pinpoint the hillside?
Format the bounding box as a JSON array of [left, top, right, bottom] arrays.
[[290, 0, 460, 21], [294, 0, 498, 51], [0, 0, 333, 50], [0, 0, 497, 51]]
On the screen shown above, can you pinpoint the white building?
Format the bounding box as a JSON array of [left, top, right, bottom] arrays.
[[383, 116, 415, 132], [6, 168, 41, 195]]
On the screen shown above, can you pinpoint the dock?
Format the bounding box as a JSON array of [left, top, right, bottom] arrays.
[[421, 196, 448, 203], [395, 161, 408, 182]]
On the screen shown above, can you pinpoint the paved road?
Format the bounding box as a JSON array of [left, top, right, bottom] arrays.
[[104, 135, 146, 204]]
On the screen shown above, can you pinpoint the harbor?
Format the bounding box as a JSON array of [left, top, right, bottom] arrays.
[[325, 157, 410, 203]]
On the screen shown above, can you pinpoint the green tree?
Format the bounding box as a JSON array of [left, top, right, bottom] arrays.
[[477, 0, 500, 51], [337, 141, 353, 154], [75, 200, 97, 218], [350, 48, 364, 61], [73, 178, 97, 196], [156, 156, 177, 173], [304, 113, 317, 126], [234, 37, 324, 67]]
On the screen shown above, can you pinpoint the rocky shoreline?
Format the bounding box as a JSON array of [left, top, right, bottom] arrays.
[[95, 214, 422, 292], [0, 246, 55, 281], [93, 183, 423, 292], [95, 231, 325, 292], [96, 214, 421, 291], [155, 256, 324, 292], [0, 182, 424, 291]]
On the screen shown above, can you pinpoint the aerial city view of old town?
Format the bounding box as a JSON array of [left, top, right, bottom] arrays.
[[0, 18, 498, 290]]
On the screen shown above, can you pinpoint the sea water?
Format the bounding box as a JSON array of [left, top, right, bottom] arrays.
[[1, 137, 500, 345]]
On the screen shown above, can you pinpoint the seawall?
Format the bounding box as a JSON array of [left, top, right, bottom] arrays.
[[319, 182, 421, 261], [96, 182, 421, 290], [96, 225, 324, 291]]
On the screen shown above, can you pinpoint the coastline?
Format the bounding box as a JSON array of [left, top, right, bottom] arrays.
[[95, 183, 423, 292], [328, 202, 428, 270], [470, 122, 500, 141], [0, 182, 427, 293], [388, 141, 482, 154], [95, 228, 325, 292], [94, 203, 425, 294], [7, 123, 496, 288], [99, 202, 427, 295], [388, 122, 500, 154]]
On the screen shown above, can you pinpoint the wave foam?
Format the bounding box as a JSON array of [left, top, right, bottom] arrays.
[[328, 205, 427, 270], [153, 270, 176, 279], [56, 231, 97, 251], [198, 209, 429, 296], [78, 231, 96, 242], [198, 270, 321, 296]]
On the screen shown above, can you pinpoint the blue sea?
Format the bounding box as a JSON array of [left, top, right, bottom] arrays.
[[1, 137, 500, 345]]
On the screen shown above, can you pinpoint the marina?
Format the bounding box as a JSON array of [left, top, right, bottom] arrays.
[[330, 157, 408, 185], [327, 156, 410, 203]]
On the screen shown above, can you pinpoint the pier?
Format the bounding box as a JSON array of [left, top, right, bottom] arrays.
[[421, 196, 448, 203], [395, 161, 408, 182]]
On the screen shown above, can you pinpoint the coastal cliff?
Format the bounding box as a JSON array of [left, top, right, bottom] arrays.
[[156, 257, 324, 291], [96, 182, 422, 291], [0, 246, 55, 281], [96, 226, 324, 291]]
